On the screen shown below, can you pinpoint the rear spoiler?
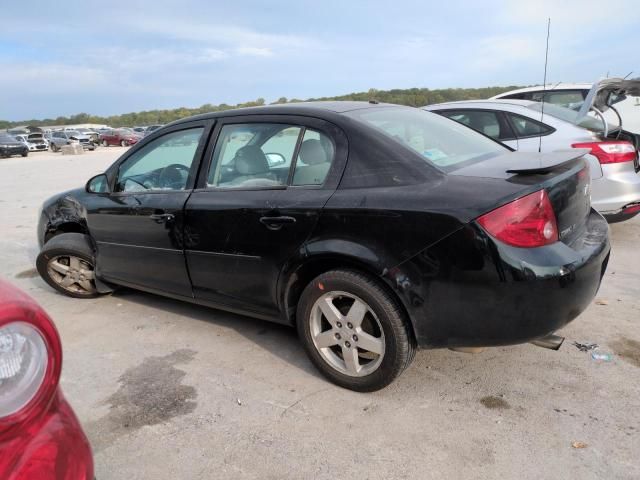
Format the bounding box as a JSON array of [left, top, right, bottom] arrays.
[[505, 149, 590, 174]]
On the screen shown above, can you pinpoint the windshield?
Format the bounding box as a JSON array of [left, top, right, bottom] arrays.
[[345, 107, 506, 171], [0, 135, 17, 142], [526, 102, 614, 132]]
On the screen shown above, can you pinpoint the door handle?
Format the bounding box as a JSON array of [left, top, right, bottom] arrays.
[[259, 215, 296, 230], [149, 213, 175, 223]]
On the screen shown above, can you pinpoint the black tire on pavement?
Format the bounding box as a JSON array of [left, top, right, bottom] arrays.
[[36, 233, 101, 299], [296, 269, 416, 392]]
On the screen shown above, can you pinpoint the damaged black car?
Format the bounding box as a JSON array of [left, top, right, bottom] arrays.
[[36, 102, 610, 391]]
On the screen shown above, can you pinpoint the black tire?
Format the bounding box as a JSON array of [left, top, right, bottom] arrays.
[[102, 139, 108, 147], [21, 151, 28, 157], [120, 140, 127, 147], [296, 269, 415, 392], [51, 143, 59, 152], [36, 233, 100, 299]]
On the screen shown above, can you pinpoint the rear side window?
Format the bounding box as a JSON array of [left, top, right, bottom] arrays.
[[439, 110, 515, 141], [292, 129, 335, 186], [345, 107, 506, 172], [506, 113, 553, 138], [530, 90, 586, 108]]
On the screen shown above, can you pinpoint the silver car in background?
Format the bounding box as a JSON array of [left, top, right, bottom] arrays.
[[424, 98, 640, 222]]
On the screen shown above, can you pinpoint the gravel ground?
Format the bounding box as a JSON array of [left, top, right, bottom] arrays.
[[1, 148, 639, 480]]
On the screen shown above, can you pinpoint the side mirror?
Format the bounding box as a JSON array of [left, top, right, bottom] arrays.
[[265, 152, 286, 167], [86, 174, 110, 193]]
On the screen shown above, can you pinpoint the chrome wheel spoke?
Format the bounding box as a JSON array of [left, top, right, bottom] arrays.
[[318, 296, 342, 326], [346, 299, 368, 328], [69, 256, 81, 270], [80, 268, 95, 279], [342, 346, 360, 375], [356, 330, 384, 355], [314, 330, 339, 349], [49, 260, 69, 275], [78, 280, 94, 292], [60, 275, 76, 287]]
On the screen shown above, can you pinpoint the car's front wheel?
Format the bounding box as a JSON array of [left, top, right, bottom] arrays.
[[120, 140, 127, 147], [50, 143, 59, 152], [36, 233, 100, 299], [297, 269, 415, 391]]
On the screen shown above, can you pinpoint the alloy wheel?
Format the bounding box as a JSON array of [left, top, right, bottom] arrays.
[[46, 255, 96, 295], [309, 291, 385, 377]]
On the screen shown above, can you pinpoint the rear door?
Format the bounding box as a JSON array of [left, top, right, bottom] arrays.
[[184, 115, 347, 317], [87, 122, 211, 296]]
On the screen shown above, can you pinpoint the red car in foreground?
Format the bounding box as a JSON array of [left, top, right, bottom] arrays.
[[0, 280, 93, 480]]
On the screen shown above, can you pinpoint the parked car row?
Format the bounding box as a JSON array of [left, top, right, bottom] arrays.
[[425, 77, 640, 223]]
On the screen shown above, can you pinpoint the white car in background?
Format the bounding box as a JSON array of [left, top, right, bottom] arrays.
[[424, 95, 640, 222], [13, 133, 49, 152], [491, 78, 640, 134]]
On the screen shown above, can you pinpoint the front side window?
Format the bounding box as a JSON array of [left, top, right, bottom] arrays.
[[115, 127, 203, 192], [207, 124, 302, 189]]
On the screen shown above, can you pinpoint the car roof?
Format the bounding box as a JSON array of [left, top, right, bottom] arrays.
[[425, 99, 539, 109], [169, 101, 401, 125], [491, 83, 593, 97]]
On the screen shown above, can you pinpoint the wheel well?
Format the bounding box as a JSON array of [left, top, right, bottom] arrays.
[[283, 257, 416, 340], [45, 222, 88, 244]]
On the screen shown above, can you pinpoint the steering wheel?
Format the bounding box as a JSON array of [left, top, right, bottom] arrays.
[[158, 163, 190, 189]]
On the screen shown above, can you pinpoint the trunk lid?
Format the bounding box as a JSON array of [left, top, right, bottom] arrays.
[[451, 150, 592, 245]]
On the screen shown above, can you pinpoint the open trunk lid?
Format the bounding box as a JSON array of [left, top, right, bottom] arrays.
[[451, 150, 592, 245], [577, 77, 640, 119]]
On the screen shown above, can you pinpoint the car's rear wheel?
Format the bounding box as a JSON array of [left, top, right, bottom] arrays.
[[36, 233, 100, 298], [51, 143, 59, 152], [21, 151, 28, 157], [102, 139, 108, 147], [120, 140, 127, 147], [297, 269, 415, 391]]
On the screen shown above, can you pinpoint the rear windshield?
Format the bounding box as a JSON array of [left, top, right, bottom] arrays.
[[526, 102, 615, 132], [345, 107, 506, 172]]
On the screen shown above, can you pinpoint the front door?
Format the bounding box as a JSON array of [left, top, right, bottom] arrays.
[[184, 118, 345, 317], [87, 124, 209, 297]]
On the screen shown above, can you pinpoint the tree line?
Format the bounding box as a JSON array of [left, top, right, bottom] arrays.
[[0, 85, 523, 129]]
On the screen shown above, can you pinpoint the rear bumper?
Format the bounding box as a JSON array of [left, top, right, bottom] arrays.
[[0, 390, 93, 479], [592, 162, 640, 212], [390, 209, 610, 348]]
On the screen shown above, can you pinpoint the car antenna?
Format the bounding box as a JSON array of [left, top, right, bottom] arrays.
[[539, 17, 551, 153], [623, 71, 633, 79]]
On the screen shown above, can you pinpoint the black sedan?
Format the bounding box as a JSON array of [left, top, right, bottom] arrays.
[[35, 102, 610, 391], [0, 133, 28, 158]]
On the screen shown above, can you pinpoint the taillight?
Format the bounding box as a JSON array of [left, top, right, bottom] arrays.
[[0, 322, 48, 417], [477, 190, 558, 248], [0, 283, 62, 437], [572, 141, 637, 164]]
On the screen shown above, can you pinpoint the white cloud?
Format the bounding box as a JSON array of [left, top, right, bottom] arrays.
[[236, 46, 273, 57]]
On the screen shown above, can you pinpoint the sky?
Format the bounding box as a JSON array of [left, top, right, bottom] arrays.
[[0, 0, 638, 121]]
